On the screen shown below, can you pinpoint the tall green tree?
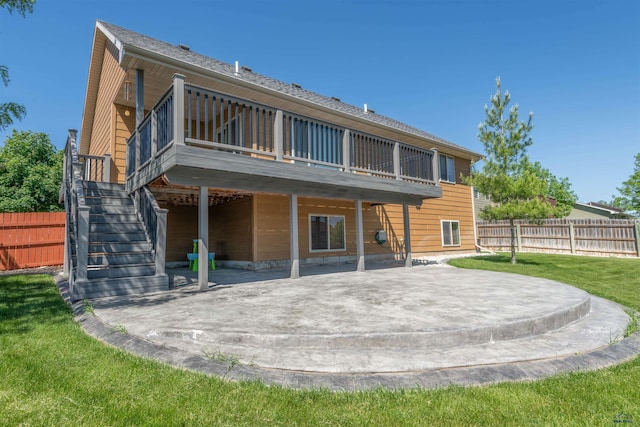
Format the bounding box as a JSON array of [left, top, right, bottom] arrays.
[[465, 77, 556, 264], [610, 153, 640, 217], [0, 130, 63, 212], [1, 0, 35, 131], [529, 161, 577, 218]]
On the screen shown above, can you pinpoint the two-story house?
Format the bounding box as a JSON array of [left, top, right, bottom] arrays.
[[62, 21, 482, 300]]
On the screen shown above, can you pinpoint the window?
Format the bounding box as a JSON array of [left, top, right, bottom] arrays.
[[439, 154, 456, 183], [441, 220, 460, 246], [310, 215, 345, 251]]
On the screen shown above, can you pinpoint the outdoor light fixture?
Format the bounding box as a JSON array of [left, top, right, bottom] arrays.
[[123, 80, 132, 101]]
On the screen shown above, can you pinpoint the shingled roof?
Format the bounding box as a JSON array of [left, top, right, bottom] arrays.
[[97, 21, 480, 158]]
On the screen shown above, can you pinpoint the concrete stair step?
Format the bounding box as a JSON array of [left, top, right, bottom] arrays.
[[151, 296, 628, 373], [155, 295, 592, 351]]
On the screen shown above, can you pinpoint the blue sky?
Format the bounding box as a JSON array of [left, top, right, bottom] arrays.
[[1, 0, 638, 203]]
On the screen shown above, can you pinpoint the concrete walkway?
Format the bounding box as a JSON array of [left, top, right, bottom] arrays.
[[68, 261, 640, 391]]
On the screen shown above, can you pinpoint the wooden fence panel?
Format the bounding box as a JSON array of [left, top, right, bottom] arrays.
[[0, 212, 65, 271], [477, 219, 640, 258]]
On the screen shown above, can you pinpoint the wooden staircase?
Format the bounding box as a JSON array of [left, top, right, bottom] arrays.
[[71, 182, 168, 299]]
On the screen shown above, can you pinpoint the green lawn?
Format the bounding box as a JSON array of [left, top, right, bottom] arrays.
[[1, 253, 639, 426]]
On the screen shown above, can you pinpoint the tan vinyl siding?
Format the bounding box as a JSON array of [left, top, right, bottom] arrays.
[[373, 183, 475, 255], [113, 103, 135, 183], [163, 205, 198, 263], [161, 197, 253, 263], [88, 41, 125, 158], [209, 197, 253, 261], [253, 194, 291, 262]]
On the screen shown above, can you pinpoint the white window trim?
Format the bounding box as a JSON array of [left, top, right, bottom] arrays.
[[309, 214, 347, 253], [439, 154, 456, 183], [441, 219, 461, 247]]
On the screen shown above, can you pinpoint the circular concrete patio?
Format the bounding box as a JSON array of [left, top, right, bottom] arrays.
[[72, 262, 640, 390]]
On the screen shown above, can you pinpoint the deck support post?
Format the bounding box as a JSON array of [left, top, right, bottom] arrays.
[[431, 148, 439, 182], [173, 74, 185, 145], [135, 70, 144, 173], [393, 142, 401, 180], [103, 153, 111, 182], [403, 204, 412, 267], [356, 199, 365, 272], [290, 194, 300, 279], [274, 110, 283, 161], [198, 186, 209, 290], [342, 130, 350, 172]]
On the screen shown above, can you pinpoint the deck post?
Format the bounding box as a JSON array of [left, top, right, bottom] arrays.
[[431, 148, 439, 182], [342, 129, 350, 172], [173, 74, 185, 145], [198, 186, 209, 290], [290, 194, 300, 279], [155, 207, 168, 276], [393, 142, 401, 180], [356, 199, 365, 272], [135, 70, 144, 172], [102, 153, 111, 183], [403, 204, 412, 267], [274, 110, 283, 161]]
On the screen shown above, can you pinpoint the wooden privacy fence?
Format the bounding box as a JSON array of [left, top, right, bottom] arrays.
[[0, 212, 65, 271], [477, 219, 640, 258]]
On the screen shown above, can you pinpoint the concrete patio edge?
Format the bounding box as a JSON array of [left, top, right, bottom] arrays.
[[56, 274, 640, 391]]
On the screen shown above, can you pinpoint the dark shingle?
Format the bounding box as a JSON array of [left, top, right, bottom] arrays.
[[98, 21, 478, 156]]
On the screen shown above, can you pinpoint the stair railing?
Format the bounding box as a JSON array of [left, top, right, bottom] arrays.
[[62, 129, 90, 292], [137, 186, 168, 276]]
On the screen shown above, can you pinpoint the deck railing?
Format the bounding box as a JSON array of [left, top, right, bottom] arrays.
[[126, 74, 439, 190], [77, 154, 110, 182], [136, 186, 167, 276], [61, 129, 90, 292], [283, 112, 344, 168]]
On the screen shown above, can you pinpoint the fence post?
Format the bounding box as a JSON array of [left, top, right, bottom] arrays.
[[76, 206, 90, 282], [103, 153, 111, 183], [155, 208, 168, 276], [635, 222, 640, 257], [569, 223, 576, 254], [516, 224, 522, 252]]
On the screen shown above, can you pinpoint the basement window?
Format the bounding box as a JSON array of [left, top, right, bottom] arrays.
[[310, 215, 345, 252], [441, 220, 460, 246]]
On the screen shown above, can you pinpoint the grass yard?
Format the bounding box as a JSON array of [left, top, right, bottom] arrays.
[[1, 253, 639, 426]]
